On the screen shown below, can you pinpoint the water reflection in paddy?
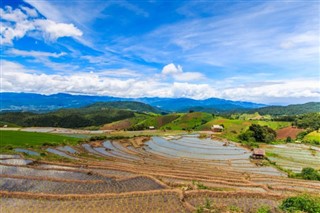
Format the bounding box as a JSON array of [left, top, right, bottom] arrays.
[[146, 137, 250, 160], [14, 148, 40, 156], [144, 136, 284, 176]]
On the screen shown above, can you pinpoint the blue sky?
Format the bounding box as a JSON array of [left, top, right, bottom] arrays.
[[1, 0, 319, 104]]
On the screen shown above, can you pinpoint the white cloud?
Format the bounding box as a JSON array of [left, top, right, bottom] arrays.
[[35, 19, 82, 40], [0, 6, 82, 45], [162, 63, 204, 82], [173, 72, 205, 82], [8, 49, 66, 58], [0, 6, 27, 22], [2, 60, 318, 104], [280, 31, 319, 49], [20, 6, 38, 17], [162, 63, 182, 75]]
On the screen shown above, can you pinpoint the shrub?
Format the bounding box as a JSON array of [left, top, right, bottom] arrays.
[[256, 205, 271, 213], [286, 136, 292, 143], [239, 124, 276, 143], [300, 167, 320, 181], [279, 194, 320, 213]]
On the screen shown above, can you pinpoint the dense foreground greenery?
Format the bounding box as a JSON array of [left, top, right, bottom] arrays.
[[290, 168, 320, 181], [280, 194, 320, 213], [0, 130, 80, 152]]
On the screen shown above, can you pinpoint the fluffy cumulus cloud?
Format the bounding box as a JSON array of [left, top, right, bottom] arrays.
[[162, 63, 183, 75], [161, 63, 204, 82], [2, 60, 319, 103], [0, 6, 82, 45]]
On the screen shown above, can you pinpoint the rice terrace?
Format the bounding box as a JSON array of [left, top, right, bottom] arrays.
[[1, 0, 320, 212], [1, 103, 320, 213]]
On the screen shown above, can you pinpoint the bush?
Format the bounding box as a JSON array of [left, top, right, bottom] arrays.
[[279, 194, 320, 213], [256, 205, 271, 213], [239, 124, 276, 143], [300, 167, 320, 181], [89, 135, 107, 141], [286, 136, 292, 143]]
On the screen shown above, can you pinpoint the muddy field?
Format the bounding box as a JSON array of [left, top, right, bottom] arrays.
[[1, 135, 320, 212], [276, 126, 304, 140]]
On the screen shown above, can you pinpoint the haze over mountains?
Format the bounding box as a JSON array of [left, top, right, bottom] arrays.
[[1, 92, 319, 115], [1, 92, 265, 112]]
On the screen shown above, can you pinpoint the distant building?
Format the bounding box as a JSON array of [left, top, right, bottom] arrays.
[[149, 126, 155, 130], [251, 148, 265, 159], [211, 125, 224, 132]]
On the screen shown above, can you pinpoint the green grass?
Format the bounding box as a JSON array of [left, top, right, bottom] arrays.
[[198, 117, 290, 141], [0, 130, 80, 152], [102, 114, 151, 130], [134, 113, 181, 129], [304, 131, 320, 144], [162, 112, 213, 130]]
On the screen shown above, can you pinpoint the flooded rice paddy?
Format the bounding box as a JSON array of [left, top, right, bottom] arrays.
[[264, 143, 320, 172], [14, 148, 40, 156]]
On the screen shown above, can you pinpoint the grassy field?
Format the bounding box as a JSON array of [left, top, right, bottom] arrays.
[[0, 130, 80, 152], [197, 117, 291, 141], [162, 112, 213, 130], [304, 131, 320, 144], [138, 114, 181, 129]]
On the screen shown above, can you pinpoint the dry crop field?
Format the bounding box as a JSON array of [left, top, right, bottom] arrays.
[[1, 135, 320, 212]]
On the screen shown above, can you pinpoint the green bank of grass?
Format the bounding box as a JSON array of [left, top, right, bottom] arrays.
[[0, 130, 80, 152], [304, 131, 320, 144], [162, 112, 213, 130], [198, 117, 291, 142]]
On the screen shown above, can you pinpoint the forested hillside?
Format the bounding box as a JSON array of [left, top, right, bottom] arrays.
[[0, 108, 135, 128], [254, 102, 320, 116]]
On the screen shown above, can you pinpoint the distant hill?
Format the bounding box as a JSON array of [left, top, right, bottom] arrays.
[[0, 106, 136, 128], [0, 92, 265, 112], [84, 101, 160, 113], [253, 102, 320, 116]]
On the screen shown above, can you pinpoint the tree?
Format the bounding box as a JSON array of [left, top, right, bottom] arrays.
[[239, 124, 276, 143], [286, 136, 292, 143]]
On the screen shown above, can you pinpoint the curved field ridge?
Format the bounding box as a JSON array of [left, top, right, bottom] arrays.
[[1, 136, 320, 212]]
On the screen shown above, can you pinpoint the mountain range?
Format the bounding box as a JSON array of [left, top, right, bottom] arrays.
[[0, 92, 266, 112]]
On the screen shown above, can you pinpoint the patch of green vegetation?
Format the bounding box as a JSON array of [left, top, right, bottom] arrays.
[[266, 152, 280, 158], [264, 156, 295, 176], [231, 112, 272, 121], [129, 113, 181, 130], [84, 101, 160, 113], [256, 205, 271, 213], [0, 121, 20, 127], [289, 167, 320, 181], [255, 102, 320, 116], [304, 131, 320, 145], [103, 114, 151, 130], [239, 124, 276, 143], [163, 112, 213, 131], [0, 106, 136, 128], [195, 198, 213, 213], [198, 117, 290, 142], [253, 120, 290, 130], [0, 130, 80, 153], [293, 113, 320, 130], [279, 194, 320, 213]]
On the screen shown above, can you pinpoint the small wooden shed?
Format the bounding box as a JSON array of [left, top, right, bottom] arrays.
[[251, 148, 265, 159], [211, 125, 224, 132]]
